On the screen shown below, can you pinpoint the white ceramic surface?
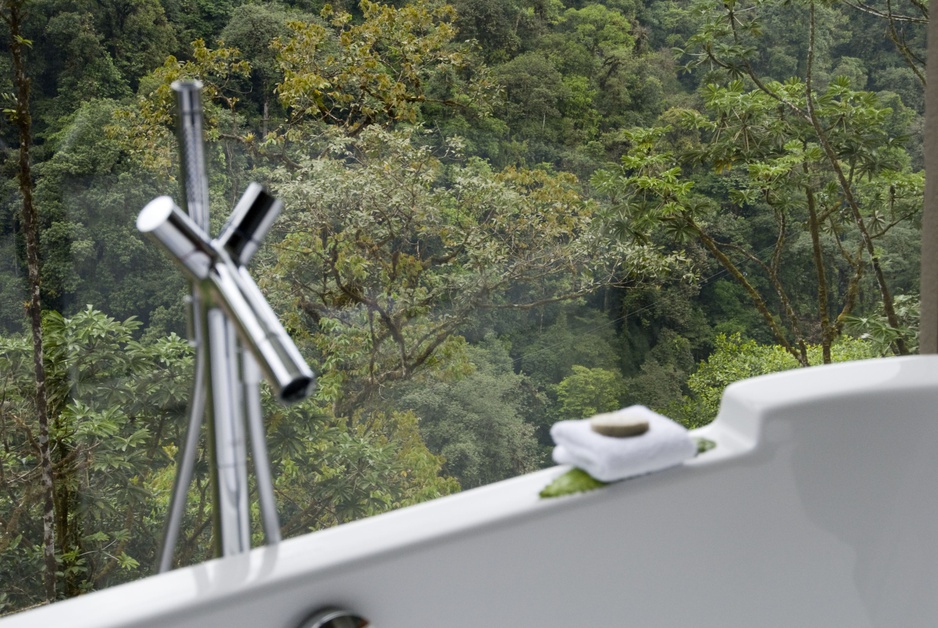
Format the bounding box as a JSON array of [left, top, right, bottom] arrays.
[[4, 355, 937, 627]]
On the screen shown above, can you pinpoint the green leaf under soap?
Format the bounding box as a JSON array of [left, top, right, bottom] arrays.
[[539, 468, 607, 498], [694, 437, 716, 455]]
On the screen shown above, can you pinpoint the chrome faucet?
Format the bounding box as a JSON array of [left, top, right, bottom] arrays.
[[140, 81, 314, 570], [138, 195, 314, 402]]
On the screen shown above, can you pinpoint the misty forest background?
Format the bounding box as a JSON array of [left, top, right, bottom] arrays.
[[0, 0, 926, 612]]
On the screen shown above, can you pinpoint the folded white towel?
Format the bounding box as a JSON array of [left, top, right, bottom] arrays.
[[551, 406, 696, 482]]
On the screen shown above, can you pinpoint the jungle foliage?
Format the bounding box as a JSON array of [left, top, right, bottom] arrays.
[[0, 0, 925, 613]]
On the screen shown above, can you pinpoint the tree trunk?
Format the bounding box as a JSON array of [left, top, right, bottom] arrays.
[[695, 226, 807, 366], [805, 184, 833, 364], [2, 0, 57, 601], [805, 0, 908, 355]]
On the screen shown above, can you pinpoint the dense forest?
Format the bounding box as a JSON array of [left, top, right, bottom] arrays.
[[0, 0, 926, 613]]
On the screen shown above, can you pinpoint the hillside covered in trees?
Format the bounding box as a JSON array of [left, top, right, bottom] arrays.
[[0, 0, 925, 612]]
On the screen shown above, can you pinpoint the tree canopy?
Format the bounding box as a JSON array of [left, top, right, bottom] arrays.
[[0, 0, 925, 613]]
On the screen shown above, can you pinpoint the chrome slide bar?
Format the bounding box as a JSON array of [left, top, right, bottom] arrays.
[[142, 81, 314, 570]]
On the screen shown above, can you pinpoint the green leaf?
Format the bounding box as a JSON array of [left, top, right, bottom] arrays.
[[118, 552, 140, 570], [539, 468, 607, 499]]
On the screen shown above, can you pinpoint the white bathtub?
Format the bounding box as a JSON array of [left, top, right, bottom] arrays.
[[4, 355, 937, 627]]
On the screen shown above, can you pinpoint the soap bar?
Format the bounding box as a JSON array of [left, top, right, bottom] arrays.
[[589, 411, 649, 438]]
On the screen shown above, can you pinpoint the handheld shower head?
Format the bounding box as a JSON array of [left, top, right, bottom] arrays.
[[138, 196, 315, 403], [216, 183, 283, 265]]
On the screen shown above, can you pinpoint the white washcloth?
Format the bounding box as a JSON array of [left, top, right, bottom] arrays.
[[551, 406, 696, 482]]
